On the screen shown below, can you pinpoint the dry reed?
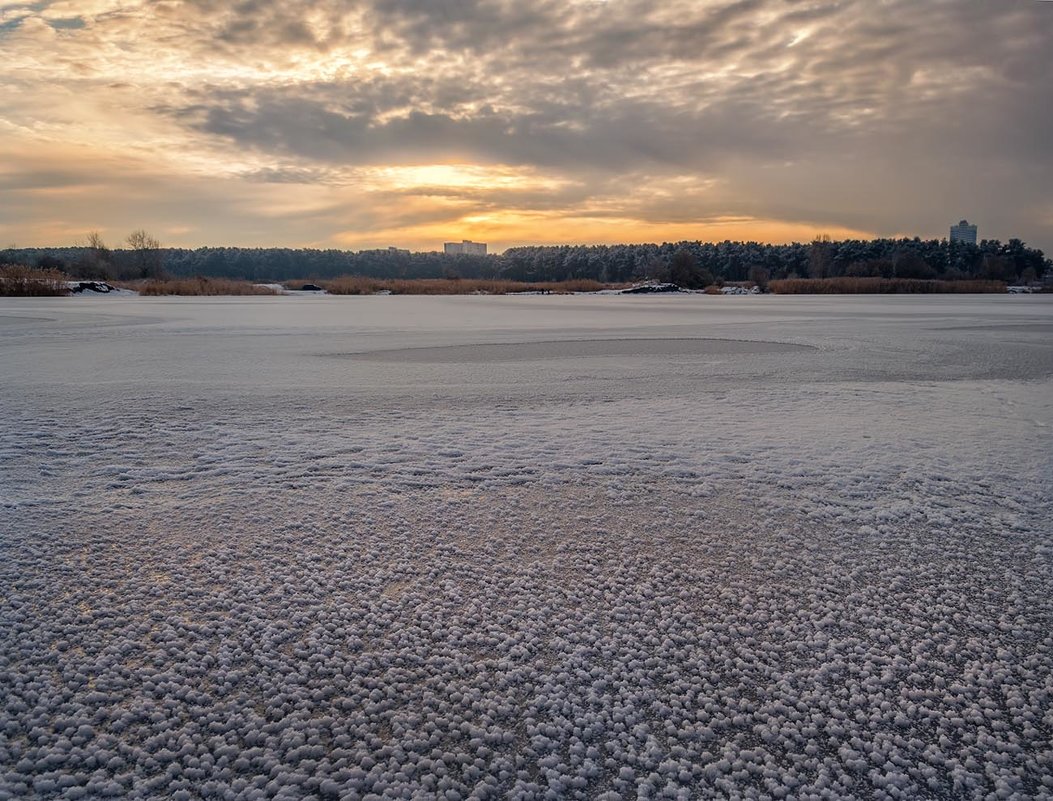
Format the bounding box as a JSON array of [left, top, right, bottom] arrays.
[[137, 278, 278, 296], [295, 277, 614, 295], [769, 277, 1006, 294], [0, 264, 70, 296]]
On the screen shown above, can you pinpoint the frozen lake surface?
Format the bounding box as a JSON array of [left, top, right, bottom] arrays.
[[2, 294, 1052, 800]]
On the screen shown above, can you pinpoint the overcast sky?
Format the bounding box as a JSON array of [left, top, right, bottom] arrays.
[[1, 0, 1050, 252]]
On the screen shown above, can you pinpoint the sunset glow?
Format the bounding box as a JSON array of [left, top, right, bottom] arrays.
[[1, 0, 1050, 251]]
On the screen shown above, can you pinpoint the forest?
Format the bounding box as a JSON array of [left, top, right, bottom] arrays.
[[3, 236, 1048, 288]]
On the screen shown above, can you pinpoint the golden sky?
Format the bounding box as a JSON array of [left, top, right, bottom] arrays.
[[1, 0, 1050, 252]]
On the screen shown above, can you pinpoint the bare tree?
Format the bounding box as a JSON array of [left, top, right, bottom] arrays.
[[69, 231, 115, 279], [87, 231, 108, 252], [126, 229, 164, 279], [88, 231, 114, 275]]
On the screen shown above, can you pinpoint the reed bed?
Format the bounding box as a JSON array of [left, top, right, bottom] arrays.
[[769, 277, 1006, 294], [292, 277, 614, 295], [0, 264, 70, 296], [136, 278, 278, 296]]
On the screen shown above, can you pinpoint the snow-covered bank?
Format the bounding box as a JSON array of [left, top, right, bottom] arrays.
[[66, 280, 138, 296]]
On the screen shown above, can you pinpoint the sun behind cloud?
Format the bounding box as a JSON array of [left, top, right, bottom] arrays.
[[0, 0, 1050, 251]]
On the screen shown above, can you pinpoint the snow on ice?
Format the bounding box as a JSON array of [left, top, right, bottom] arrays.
[[1, 294, 1051, 800]]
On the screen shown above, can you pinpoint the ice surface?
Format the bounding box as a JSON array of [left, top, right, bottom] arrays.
[[1, 294, 1052, 800], [340, 338, 812, 363]]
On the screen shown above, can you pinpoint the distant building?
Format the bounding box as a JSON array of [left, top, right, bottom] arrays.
[[950, 219, 977, 244], [444, 240, 487, 256], [360, 247, 410, 256]]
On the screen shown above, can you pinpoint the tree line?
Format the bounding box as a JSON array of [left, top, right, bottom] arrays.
[[3, 233, 1048, 286]]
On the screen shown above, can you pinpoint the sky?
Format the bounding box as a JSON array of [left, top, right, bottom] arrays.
[[1, 0, 1051, 253]]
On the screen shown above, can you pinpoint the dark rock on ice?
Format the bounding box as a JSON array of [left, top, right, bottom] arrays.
[[70, 281, 115, 293]]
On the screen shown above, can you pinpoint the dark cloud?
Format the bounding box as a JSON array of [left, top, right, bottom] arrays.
[[366, 0, 563, 54], [172, 87, 822, 176]]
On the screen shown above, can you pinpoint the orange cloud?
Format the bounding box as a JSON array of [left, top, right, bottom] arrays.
[[333, 210, 873, 253]]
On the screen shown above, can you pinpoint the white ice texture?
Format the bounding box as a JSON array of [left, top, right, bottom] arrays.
[[1, 294, 1052, 800]]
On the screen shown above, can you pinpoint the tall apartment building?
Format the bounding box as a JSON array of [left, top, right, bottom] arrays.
[[950, 219, 977, 244], [444, 240, 487, 256]]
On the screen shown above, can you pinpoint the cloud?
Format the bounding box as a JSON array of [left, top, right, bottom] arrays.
[[1, 0, 1051, 251]]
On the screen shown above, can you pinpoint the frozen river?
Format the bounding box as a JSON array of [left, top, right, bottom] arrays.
[[2, 294, 1052, 799]]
